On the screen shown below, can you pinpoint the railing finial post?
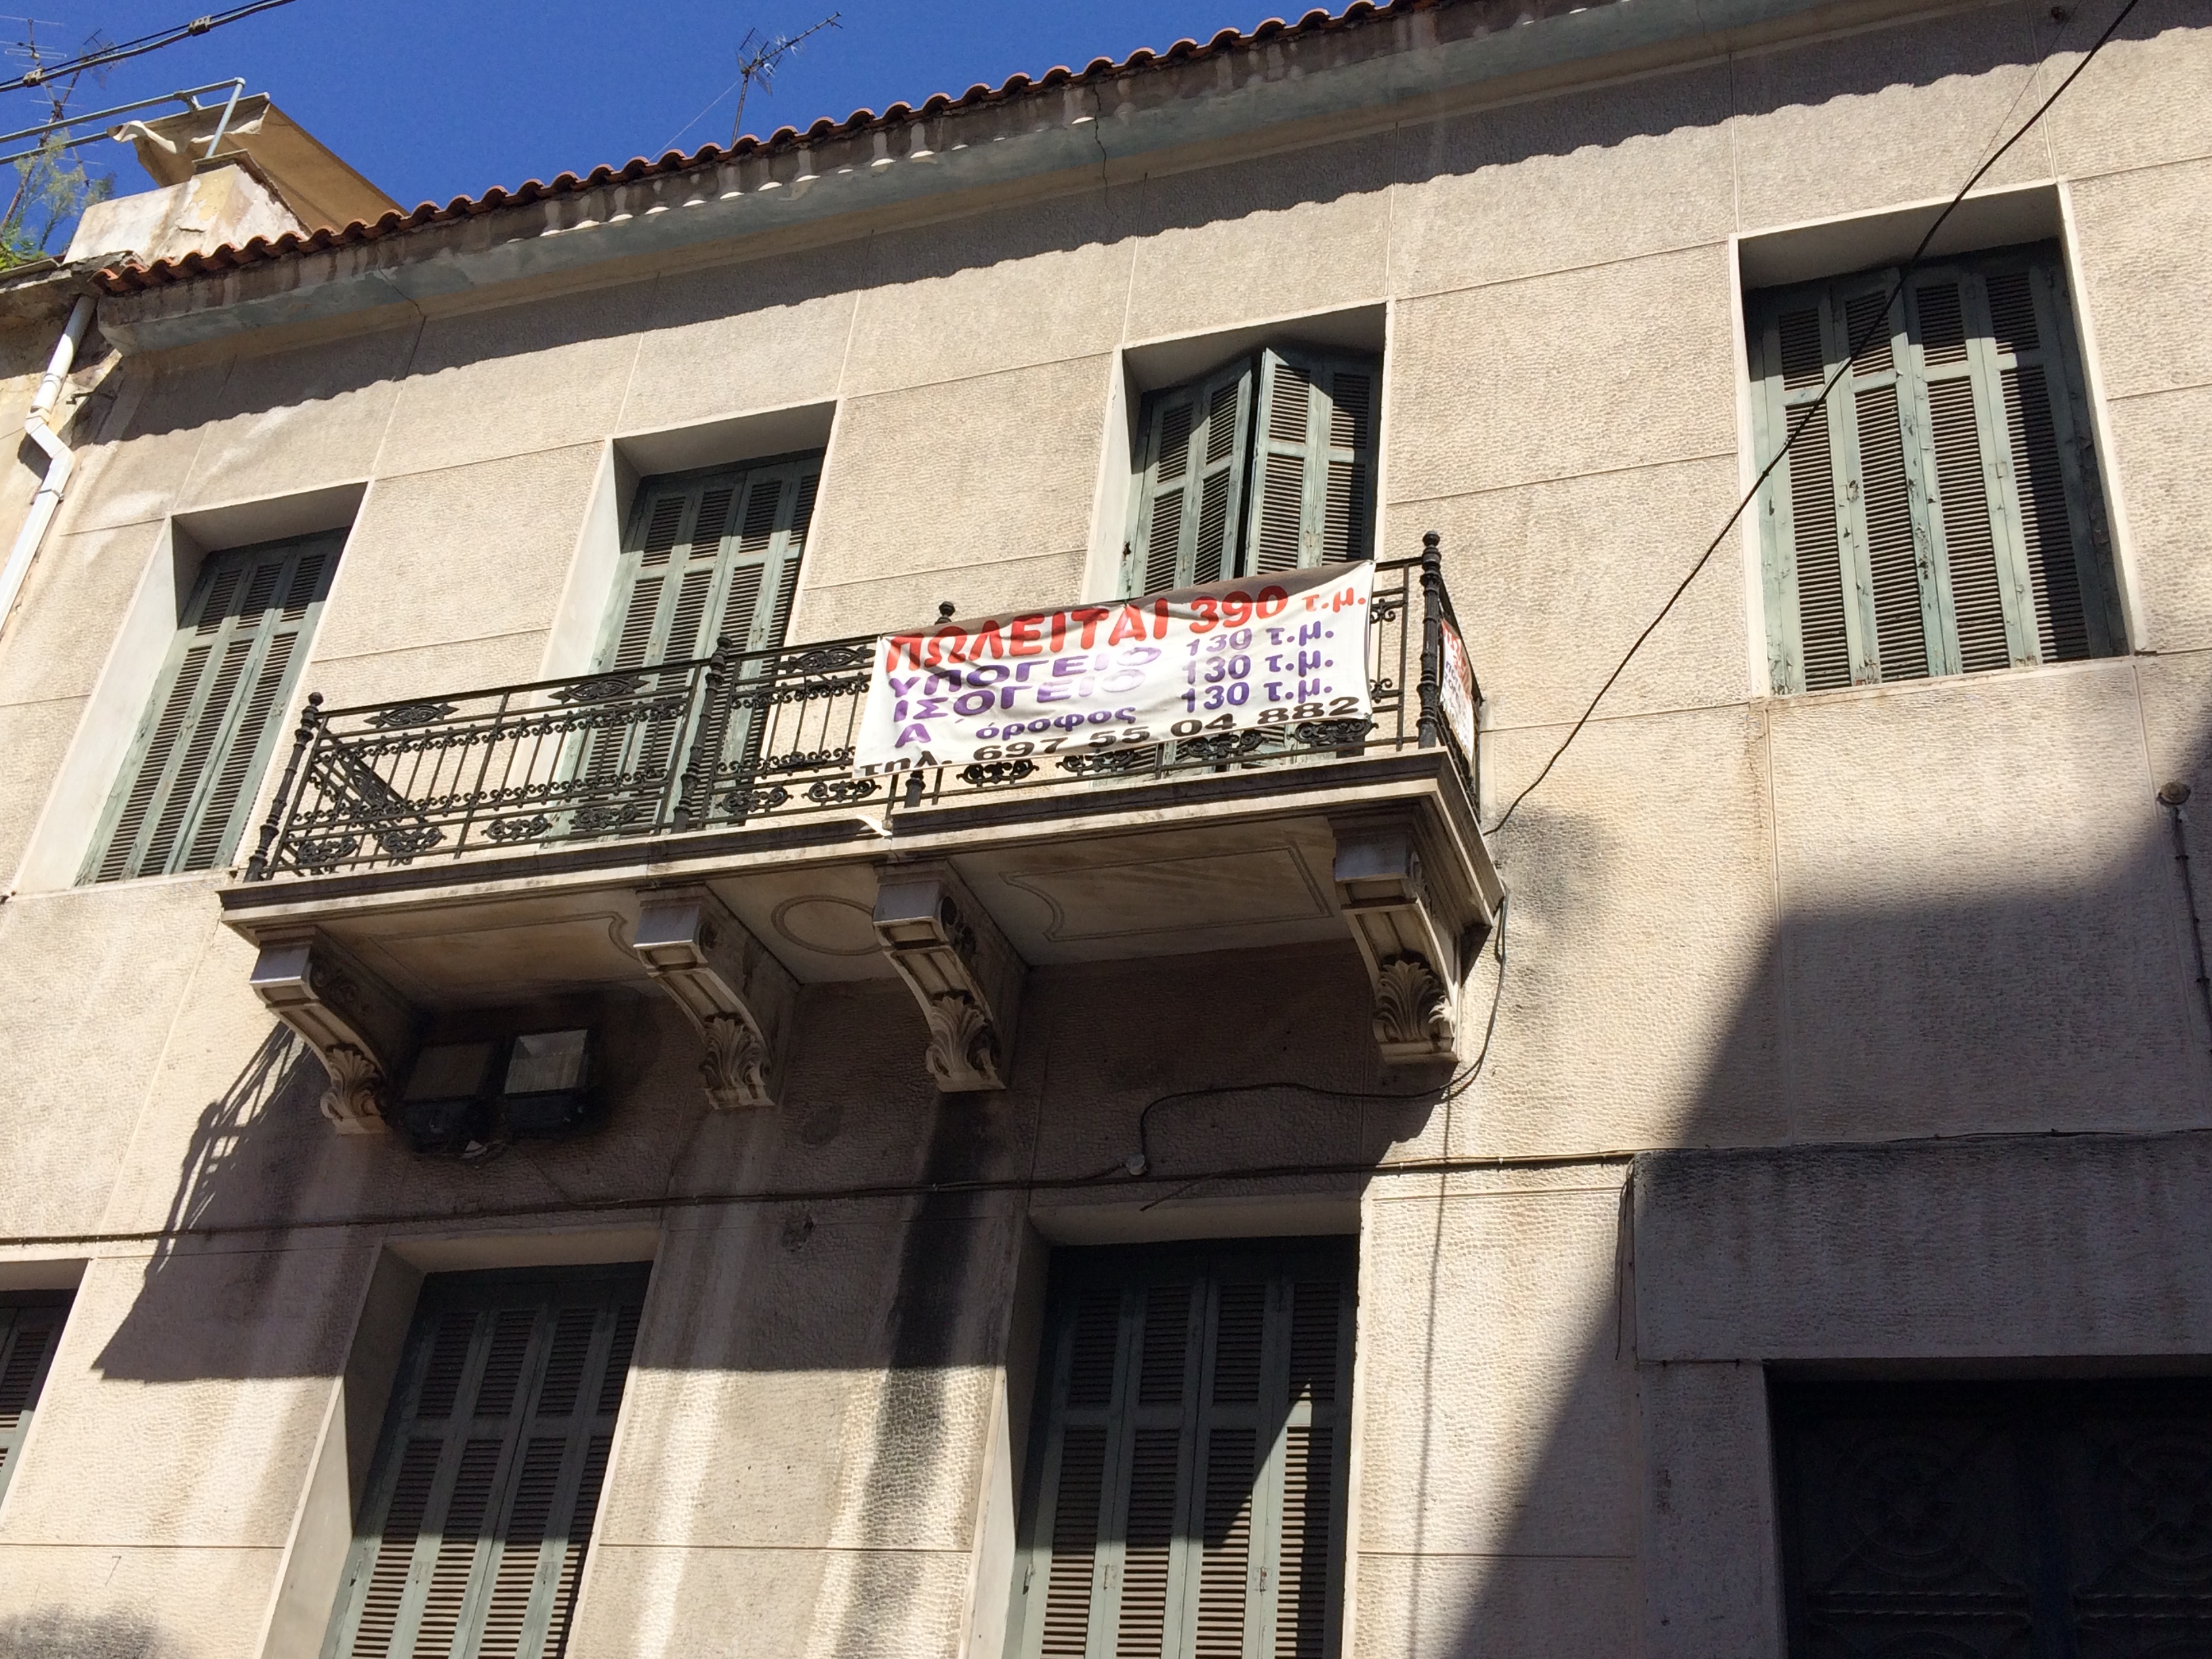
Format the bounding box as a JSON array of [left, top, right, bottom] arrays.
[[1416, 533, 1445, 751], [245, 692, 323, 881]]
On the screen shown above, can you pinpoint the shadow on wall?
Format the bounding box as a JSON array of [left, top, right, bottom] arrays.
[[1419, 678, 2212, 1657], [151, 1023, 326, 1258], [0, 1608, 186, 1659], [85, 983, 693, 1385]]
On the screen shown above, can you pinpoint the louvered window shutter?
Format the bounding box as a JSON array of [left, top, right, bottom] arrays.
[[598, 455, 821, 674], [0, 1294, 69, 1509], [323, 1266, 648, 1659], [1751, 242, 2119, 695], [1128, 362, 1256, 595], [85, 532, 339, 882], [1244, 350, 1380, 577], [587, 455, 821, 793], [1008, 1244, 1355, 1659]]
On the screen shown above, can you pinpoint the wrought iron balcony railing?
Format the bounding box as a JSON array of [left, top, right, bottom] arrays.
[[242, 544, 1475, 882]]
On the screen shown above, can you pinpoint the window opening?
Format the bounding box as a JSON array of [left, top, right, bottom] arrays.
[[581, 453, 821, 793], [1126, 349, 1380, 597], [1773, 1376, 2212, 1655], [84, 529, 340, 882], [0, 1292, 70, 1509], [1006, 1240, 1355, 1659], [321, 1265, 648, 1659], [1748, 240, 2121, 695]]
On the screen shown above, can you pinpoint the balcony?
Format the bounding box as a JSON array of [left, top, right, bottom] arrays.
[[224, 548, 1502, 1134]]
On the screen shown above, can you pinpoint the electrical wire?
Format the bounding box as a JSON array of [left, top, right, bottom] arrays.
[[661, 69, 750, 157], [1486, 0, 2144, 838], [1441, 888, 1509, 1103], [14, 1120, 2212, 1251], [1126, 892, 1512, 1175], [10, 1145, 1642, 1250], [0, 0, 300, 97]]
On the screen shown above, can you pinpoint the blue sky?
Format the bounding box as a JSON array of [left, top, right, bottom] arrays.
[[5, 0, 1262, 211]]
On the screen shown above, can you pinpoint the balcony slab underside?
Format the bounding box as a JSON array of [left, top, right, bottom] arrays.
[[222, 747, 1486, 990], [226, 749, 1496, 1126]]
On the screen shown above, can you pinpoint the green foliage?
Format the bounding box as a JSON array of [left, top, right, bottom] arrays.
[[0, 133, 114, 270]]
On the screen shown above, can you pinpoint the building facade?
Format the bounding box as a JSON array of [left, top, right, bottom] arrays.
[[0, 0, 2209, 1653]]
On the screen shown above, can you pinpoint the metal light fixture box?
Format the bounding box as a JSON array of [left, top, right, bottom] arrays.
[[501, 1028, 596, 1136], [394, 1028, 598, 1151], [398, 1040, 499, 1152]]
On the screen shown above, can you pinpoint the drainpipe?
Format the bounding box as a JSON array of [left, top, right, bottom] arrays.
[[0, 292, 96, 640]]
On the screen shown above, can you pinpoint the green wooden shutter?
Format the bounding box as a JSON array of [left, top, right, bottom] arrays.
[[1008, 1243, 1355, 1659], [598, 455, 821, 674], [0, 1294, 70, 1511], [85, 532, 339, 882], [1752, 243, 2119, 695], [1244, 350, 1380, 577], [586, 455, 821, 793], [323, 1266, 648, 1659], [1974, 253, 2124, 661], [1127, 361, 1256, 596]]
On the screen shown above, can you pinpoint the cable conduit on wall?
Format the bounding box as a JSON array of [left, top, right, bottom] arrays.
[[0, 292, 96, 640]]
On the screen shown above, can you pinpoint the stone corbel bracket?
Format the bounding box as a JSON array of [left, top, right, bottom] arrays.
[[1332, 815, 1484, 1065], [873, 861, 1025, 1092], [632, 886, 797, 1111], [247, 928, 417, 1134]]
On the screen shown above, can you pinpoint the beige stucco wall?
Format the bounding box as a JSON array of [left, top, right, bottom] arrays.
[[0, 0, 2208, 1654]]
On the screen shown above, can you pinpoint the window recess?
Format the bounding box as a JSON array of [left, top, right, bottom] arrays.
[[1126, 348, 1380, 596], [321, 1265, 647, 1659], [1748, 241, 2122, 695], [1774, 1376, 2212, 1656], [0, 1293, 70, 1509], [598, 454, 819, 671], [582, 452, 821, 790], [84, 529, 340, 883], [1006, 1240, 1355, 1659]]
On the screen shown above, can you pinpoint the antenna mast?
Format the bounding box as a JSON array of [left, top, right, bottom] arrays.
[[731, 12, 840, 145]]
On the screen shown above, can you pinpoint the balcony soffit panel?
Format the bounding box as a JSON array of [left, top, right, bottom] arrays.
[[327, 901, 651, 1010], [288, 806, 1380, 1008]]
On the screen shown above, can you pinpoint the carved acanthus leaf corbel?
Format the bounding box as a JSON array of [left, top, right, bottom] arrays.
[[873, 863, 1024, 1092], [699, 1011, 773, 1111], [922, 994, 1001, 1093], [247, 930, 417, 1134], [315, 1044, 386, 1134], [1332, 817, 1467, 1065], [632, 887, 795, 1111], [1372, 957, 1455, 1057]]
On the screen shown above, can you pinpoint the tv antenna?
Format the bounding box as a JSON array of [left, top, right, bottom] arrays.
[[2, 17, 112, 124], [731, 12, 840, 144]]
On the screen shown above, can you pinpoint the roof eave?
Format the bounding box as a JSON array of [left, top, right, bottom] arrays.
[[94, 0, 1941, 354]]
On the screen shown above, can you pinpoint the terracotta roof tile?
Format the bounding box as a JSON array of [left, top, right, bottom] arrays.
[[95, 1, 1425, 295]]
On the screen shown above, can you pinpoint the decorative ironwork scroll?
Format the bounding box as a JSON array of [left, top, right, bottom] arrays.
[[247, 553, 1475, 880]]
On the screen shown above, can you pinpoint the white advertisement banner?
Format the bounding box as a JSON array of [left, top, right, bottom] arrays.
[[853, 560, 1375, 777]]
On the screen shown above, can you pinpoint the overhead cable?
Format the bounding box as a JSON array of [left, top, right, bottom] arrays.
[[1121, 891, 1513, 1179], [0, 0, 300, 97], [1486, 0, 2144, 837]]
